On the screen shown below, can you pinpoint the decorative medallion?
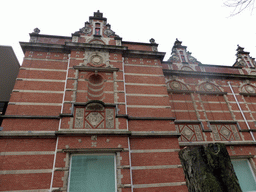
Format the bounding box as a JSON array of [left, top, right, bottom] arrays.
[[199, 82, 220, 92], [104, 29, 114, 37], [245, 85, 255, 93], [205, 83, 214, 91], [170, 81, 182, 90], [168, 80, 189, 91], [90, 55, 103, 66]]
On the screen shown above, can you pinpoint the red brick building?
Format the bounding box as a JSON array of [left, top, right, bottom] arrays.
[[1, 11, 256, 192]]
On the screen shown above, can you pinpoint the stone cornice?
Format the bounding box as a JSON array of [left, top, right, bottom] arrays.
[[0, 115, 60, 119], [0, 131, 56, 138], [20, 42, 165, 60], [62, 148, 124, 153], [73, 66, 119, 72], [179, 141, 256, 146], [0, 130, 180, 138], [163, 69, 256, 79]]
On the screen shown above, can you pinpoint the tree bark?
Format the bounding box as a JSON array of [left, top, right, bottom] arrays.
[[179, 143, 242, 192]]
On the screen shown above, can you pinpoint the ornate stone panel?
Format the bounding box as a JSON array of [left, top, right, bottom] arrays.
[[241, 84, 256, 94], [211, 124, 241, 141], [74, 108, 84, 128], [168, 80, 189, 91], [176, 124, 204, 142], [198, 82, 221, 92], [73, 103, 115, 129], [106, 108, 114, 129]]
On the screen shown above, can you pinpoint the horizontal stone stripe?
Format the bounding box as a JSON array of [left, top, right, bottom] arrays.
[[0, 169, 52, 174], [127, 94, 168, 97], [9, 102, 62, 106], [133, 182, 186, 188], [126, 83, 166, 86], [131, 149, 180, 153], [132, 165, 181, 170], [20, 67, 67, 72], [0, 151, 55, 156], [124, 64, 162, 68], [169, 100, 193, 103], [127, 105, 171, 108], [16, 78, 65, 82], [13, 90, 64, 94], [125, 73, 164, 77], [24, 58, 68, 62]]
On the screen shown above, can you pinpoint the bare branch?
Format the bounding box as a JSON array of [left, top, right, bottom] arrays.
[[224, 0, 255, 16]]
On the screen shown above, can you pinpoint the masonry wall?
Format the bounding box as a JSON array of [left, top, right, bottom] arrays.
[[1, 12, 256, 192]]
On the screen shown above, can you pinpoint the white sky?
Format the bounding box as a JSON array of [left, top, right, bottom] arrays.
[[1, 0, 256, 66]]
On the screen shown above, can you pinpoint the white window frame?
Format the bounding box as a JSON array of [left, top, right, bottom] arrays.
[[67, 153, 117, 192]]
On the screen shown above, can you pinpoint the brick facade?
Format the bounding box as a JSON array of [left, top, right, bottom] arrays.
[[1, 11, 256, 191]]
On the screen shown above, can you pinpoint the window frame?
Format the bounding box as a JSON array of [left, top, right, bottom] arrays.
[[67, 153, 117, 192], [231, 157, 256, 191]]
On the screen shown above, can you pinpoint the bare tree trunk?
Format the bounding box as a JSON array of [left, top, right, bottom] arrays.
[[179, 143, 242, 192]]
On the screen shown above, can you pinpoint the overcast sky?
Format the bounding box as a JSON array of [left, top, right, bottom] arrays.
[[1, 0, 256, 66]]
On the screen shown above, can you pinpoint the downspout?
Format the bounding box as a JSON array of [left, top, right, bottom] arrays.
[[228, 81, 255, 141], [122, 57, 134, 191], [50, 54, 71, 191]]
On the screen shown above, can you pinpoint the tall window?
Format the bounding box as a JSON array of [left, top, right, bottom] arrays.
[[95, 23, 101, 36], [68, 154, 116, 192], [232, 159, 256, 191]]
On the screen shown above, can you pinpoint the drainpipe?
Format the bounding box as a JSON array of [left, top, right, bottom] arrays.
[[50, 54, 71, 191], [228, 81, 255, 141], [122, 57, 134, 191]]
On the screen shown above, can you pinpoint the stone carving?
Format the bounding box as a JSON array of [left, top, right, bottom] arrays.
[[83, 51, 110, 67], [86, 103, 104, 111], [177, 124, 204, 142], [86, 112, 104, 128], [168, 52, 180, 63], [168, 80, 189, 91], [240, 84, 256, 94], [74, 108, 84, 128], [32, 28, 40, 34], [245, 85, 255, 93], [79, 22, 92, 34], [90, 55, 103, 66], [106, 108, 114, 129], [104, 24, 115, 37], [211, 124, 241, 141], [181, 66, 194, 71], [199, 82, 220, 92]]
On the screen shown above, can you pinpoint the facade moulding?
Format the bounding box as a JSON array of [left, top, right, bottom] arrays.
[[0, 115, 60, 119], [196, 91, 227, 95], [168, 89, 194, 94], [123, 50, 165, 60], [62, 148, 124, 153], [20, 42, 69, 54], [0, 130, 181, 138], [240, 92, 256, 97], [73, 66, 119, 72], [65, 42, 127, 51], [179, 141, 256, 146], [30, 33, 72, 39], [131, 131, 180, 138], [163, 69, 256, 79], [56, 130, 131, 136], [0, 131, 56, 138], [116, 115, 175, 121]]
